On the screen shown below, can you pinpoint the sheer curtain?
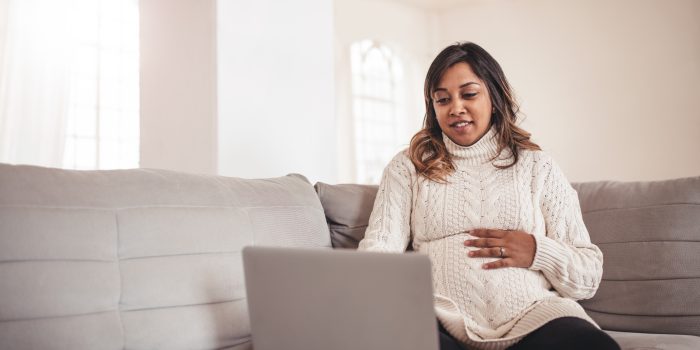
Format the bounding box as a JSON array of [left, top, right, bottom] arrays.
[[0, 0, 139, 169], [0, 0, 77, 167]]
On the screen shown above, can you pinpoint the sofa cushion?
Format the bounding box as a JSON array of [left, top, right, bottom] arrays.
[[0, 163, 331, 350], [314, 182, 379, 249], [605, 330, 700, 350], [573, 177, 700, 337]]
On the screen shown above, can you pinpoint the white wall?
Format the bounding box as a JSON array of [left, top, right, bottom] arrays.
[[334, 0, 436, 183], [435, 0, 700, 182], [139, 0, 218, 175], [217, 0, 335, 183], [137, 0, 699, 182], [0, 0, 7, 76]]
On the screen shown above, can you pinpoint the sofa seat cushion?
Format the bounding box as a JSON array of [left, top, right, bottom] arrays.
[[605, 330, 700, 350]]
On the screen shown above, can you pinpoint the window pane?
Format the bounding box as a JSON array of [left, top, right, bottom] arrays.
[[100, 50, 122, 80], [101, 19, 124, 49], [99, 137, 119, 169], [72, 108, 97, 138], [120, 110, 139, 140], [121, 56, 139, 111], [72, 45, 98, 77], [71, 77, 97, 109], [71, 1, 98, 44], [74, 138, 96, 169], [100, 78, 122, 110], [62, 0, 139, 170], [100, 109, 120, 139], [100, 0, 125, 22], [121, 138, 139, 168], [63, 137, 76, 169]]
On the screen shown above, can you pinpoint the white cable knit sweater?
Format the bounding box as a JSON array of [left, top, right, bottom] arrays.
[[357, 127, 604, 350]]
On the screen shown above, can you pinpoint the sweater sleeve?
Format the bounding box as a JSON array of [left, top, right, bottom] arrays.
[[357, 151, 414, 253], [528, 155, 603, 300]]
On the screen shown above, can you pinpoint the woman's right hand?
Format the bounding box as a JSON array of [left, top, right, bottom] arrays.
[[463, 229, 537, 270]]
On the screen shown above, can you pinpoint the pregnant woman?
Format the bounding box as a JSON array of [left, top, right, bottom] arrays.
[[357, 42, 620, 350]]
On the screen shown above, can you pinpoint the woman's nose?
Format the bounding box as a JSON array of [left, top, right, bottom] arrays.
[[449, 99, 466, 116]]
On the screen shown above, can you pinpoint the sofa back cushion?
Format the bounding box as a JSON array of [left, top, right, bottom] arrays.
[[572, 177, 700, 336], [314, 182, 379, 249], [315, 176, 700, 336], [0, 163, 330, 350]]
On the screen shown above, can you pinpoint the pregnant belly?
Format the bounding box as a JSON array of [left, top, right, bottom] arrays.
[[420, 233, 554, 329]]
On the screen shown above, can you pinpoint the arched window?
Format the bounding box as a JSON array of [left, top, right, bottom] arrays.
[[350, 40, 402, 184]]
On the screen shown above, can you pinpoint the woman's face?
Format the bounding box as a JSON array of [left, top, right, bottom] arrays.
[[432, 62, 493, 147]]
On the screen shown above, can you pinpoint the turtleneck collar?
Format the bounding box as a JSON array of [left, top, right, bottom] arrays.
[[442, 126, 501, 166]]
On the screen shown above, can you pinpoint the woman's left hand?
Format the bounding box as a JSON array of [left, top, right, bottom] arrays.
[[464, 229, 536, 269]]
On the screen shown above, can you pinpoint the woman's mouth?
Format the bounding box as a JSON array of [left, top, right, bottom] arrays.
[[451, 120, 473, 131]]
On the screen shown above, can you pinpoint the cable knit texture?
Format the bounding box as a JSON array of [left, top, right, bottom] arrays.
[[358, 127, 604, 350]]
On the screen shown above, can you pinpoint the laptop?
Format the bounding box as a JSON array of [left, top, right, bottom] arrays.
[[242, 246, 439, 350]]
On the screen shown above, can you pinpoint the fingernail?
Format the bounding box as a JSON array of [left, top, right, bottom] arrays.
[[468, 252, 474, 257], [482, 264, 489, 269]]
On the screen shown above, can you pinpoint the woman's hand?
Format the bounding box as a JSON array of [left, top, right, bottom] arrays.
[[463, 229, 536, 269]]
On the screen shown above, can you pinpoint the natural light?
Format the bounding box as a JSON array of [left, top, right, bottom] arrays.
[[350, 39, 403, 184], [62, 0, 140, 169], [0, 0, 140, 170]]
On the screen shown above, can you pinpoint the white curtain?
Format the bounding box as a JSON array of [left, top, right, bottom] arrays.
[[0, 0, 77, 167]]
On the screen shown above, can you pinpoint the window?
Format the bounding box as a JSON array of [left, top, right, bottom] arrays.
[[62, 0, 139, 170], [350, 40, 403, 184]]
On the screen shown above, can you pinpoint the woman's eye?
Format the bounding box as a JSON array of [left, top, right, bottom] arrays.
[[463, 93, 477, 99], [435, 98, 448, 104]]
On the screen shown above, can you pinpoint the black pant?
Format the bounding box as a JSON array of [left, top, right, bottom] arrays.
[[438, 317, 621, 350]]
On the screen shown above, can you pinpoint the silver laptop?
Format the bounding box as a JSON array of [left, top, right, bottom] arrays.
[[242, 246, 439, 350]]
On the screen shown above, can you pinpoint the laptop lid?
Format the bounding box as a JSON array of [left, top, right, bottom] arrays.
[[242, 246, 439, 350]]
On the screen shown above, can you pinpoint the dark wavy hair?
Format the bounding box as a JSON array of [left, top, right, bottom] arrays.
[[409, 42, 541, 183]]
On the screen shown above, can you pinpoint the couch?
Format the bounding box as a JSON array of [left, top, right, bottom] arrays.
[[0, 163, 698, 350]]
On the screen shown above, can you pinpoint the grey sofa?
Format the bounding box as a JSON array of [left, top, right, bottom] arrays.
[[1, 163, 698, 350]]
